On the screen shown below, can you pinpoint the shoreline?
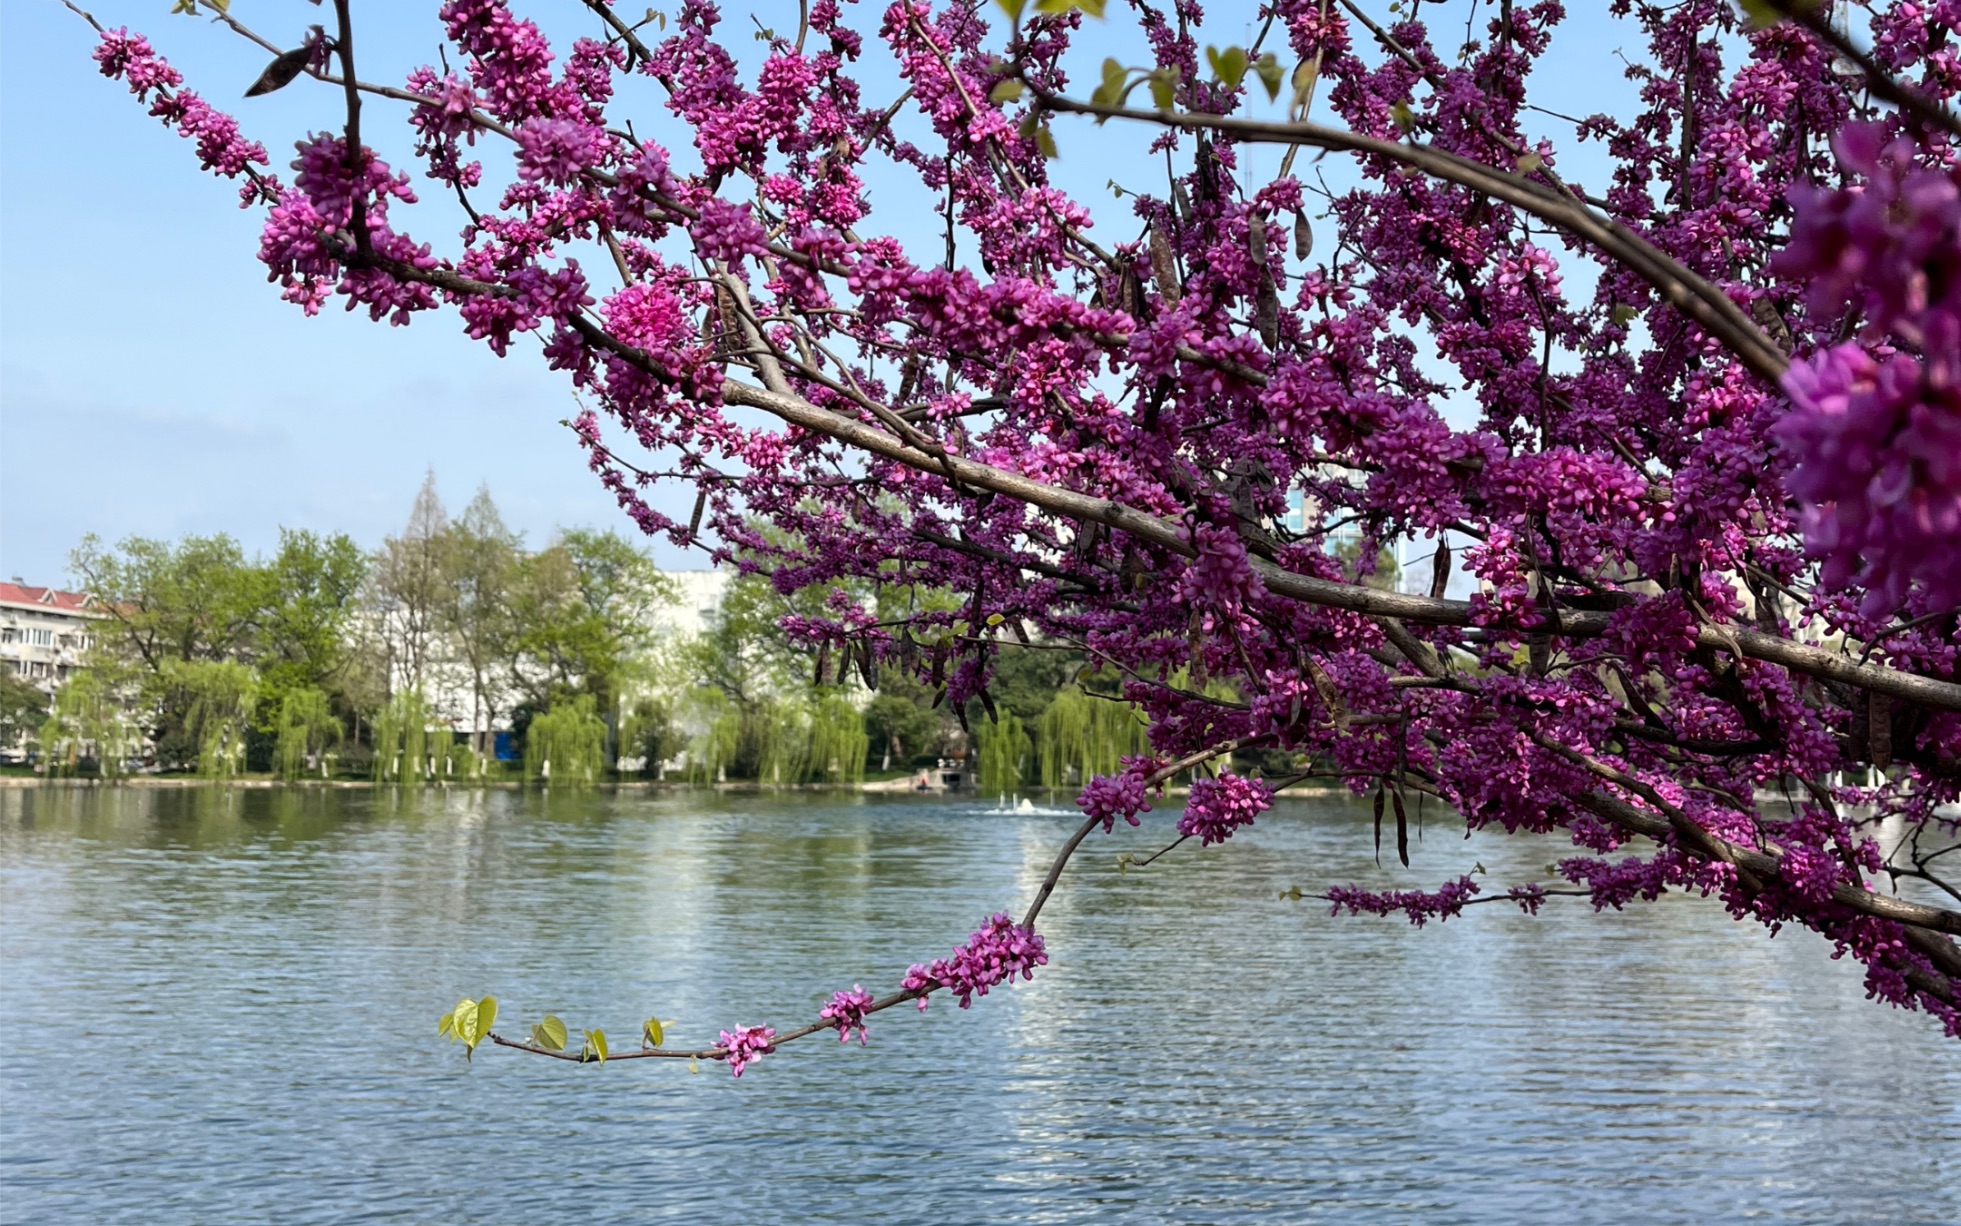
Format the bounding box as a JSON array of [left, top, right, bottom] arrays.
[[0, 775, 1357, 798]]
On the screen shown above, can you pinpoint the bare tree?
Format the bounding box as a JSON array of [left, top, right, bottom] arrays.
[[368, 469, 449, 698]]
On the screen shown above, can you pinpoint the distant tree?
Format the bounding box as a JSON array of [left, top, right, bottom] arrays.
[[439, 485, 521, 753], [370, 469, 450, 697], [71, 533, 259, 672], [165, 659, 257, 778], [524, 692, 607, 785], [39, 669, 136, 777], [0, 671, 50, 752], [865, 680, 947, 772], [255, 528, 367, 724], [274, 686, 342, 780], [507, 529, 669, 715], [370, 688, 432, 784]]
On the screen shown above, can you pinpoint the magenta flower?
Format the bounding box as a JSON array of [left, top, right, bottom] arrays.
[[820, 985, 876, 1045], [903, 913, 1048, 1011], [717, 1024, 777, 1078], [1178, 773, 1274, 847]]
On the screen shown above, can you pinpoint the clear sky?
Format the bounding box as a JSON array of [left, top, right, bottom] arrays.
[[0, 1, 1639, 590]]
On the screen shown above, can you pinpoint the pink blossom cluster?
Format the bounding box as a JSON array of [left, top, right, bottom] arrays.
[[820, 985, 875, 1045], [902, 913, 1048, 1010], [1076, 756, 1161, 833], [1325, 876, 1481, 927], [1773, 123, 1961, 615], [718, 1024, 777, 1078], [1175, 524, 1263, 612], [1177, 773, 1275, 847]]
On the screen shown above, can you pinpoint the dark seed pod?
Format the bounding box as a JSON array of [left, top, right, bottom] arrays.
[[1255, 273, 1280, 348], [1149, 224, 1181, 304], [245, 43, 315, 98]]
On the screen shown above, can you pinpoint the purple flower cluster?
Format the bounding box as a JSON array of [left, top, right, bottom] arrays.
[[1775, 343, 1961, 614], [717, 1024, 776, 1078], [1175, 524, 1263, 611], [1076, 755, 1161, 833], [901, 913, 1048, 1011], [1325, 876, 1480, 927], [820, 985, 875, 1045], [1177, 773, 1274, 847], [1773, 122, 1961, 614], [514, 116, 609, 186], [93, 27, 274, 205]]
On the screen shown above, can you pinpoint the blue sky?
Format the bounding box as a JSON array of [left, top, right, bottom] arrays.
[[1, 1, 1640, 588]]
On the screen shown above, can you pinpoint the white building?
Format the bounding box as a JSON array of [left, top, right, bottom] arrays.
[[0, 581, 106, 695], [654, 570, 731, 638]]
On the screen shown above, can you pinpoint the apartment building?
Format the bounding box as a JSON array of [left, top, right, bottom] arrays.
[[0, 581, 107, 695]]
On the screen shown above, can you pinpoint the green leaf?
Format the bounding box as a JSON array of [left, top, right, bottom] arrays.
[[1736, 0, 1785, 28], [688, 1058, 701, 1074], [1205, 45, 1250, 91], [438, 1009, 457, 1039], [1515, 151, 1544, 174], [445, 998, 478, 1044], [1389, 100, 1416, 134], [642, 1017, 664, 1049], [993, 0, 1028, 25], [1611, 304, 1640, 327], [584, 1028, 609, 1065], [1033, 125, 1058, 159], [475, 996, 497, 1043], [990, 79, 1025, 104], [1148, 69, 1178, 112], [532, 1014, 569, 1052], [1036, 0, 1107, 12], [1254, 53, 1285, 103], [1092, 58, 1127, 109]]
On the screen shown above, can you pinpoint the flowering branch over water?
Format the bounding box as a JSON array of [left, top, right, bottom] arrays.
[[66, 0, 1961, 1048]]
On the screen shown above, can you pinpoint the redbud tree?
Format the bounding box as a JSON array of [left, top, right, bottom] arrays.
[[69, 0, 1961, 1068]]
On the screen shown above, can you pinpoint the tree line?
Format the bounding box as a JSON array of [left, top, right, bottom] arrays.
[[31, 473, 668, 781], [26, 474, 1183, 789]]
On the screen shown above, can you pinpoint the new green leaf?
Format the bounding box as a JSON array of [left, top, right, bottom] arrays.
[[1253, 53, 1285, 102], [532, 1014, 569, 1052]]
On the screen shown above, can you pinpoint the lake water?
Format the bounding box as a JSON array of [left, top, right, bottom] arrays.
[[0, 785, 1955, 1224]]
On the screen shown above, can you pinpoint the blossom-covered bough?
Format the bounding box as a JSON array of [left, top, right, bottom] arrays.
[[69, 0, 1961, 1064]]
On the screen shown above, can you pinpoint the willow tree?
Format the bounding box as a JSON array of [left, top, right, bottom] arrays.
[[756, 698, 814, 785], [165, 659, 257, 779], [807, 692, 869, 786], [525, 693, 607, 786], [975, 711, 1034, 797], [1037, 687, 1150, 791], [370, 688, 431, 784], [682, 686, 744, 785], [40, 670, 136, 778], [274, 686, 342, 780]]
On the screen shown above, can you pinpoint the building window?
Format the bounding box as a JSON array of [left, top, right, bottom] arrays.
[[29, 628, 53, 647], [0, 628, 16, 643]]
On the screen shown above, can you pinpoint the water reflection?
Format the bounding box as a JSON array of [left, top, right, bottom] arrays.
[[1, 786, 1955, 1225]]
